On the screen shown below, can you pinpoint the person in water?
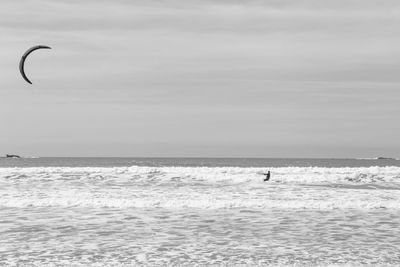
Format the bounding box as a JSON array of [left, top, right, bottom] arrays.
[[263, 171, 271, 181]]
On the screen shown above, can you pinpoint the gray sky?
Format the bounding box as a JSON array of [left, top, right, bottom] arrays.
[[1, 0, 400, 157]]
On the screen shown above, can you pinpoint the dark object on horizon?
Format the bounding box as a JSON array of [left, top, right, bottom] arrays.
[[6, 154, 20, 158], [263, 171, 271, 181], [19, 45, 51, 84], [376, 157, 395, 160]]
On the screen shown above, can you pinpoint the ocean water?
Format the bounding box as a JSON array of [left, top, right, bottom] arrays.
[[1, 158, 400, 266]]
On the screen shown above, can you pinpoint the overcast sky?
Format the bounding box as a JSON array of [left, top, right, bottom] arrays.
[[1, 0, 400, 157]]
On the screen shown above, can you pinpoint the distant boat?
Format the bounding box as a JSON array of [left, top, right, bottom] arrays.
[[6, 154, 21, 158], [376, 157, 395, 160]]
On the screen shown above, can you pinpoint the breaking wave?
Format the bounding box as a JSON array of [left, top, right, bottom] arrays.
[[1, 166, 400, 185], [1, 166, 400, 210]]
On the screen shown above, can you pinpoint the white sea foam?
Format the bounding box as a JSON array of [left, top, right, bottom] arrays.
[[1, 165, 400, 265], [1, 166, 400, 185], [0, 166, 400, 187], [0, 193, 399, 210], [1, 166, 399, 210]]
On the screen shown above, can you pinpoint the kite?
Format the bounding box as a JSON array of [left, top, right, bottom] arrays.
[[19, 45, 51, 84]]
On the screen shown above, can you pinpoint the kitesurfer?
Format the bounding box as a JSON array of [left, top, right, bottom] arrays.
[[263, 171, 271, 181]]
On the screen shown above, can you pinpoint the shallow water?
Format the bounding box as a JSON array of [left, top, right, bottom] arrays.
[[2, 208, 400, 266], [1, 160, 400, 266]]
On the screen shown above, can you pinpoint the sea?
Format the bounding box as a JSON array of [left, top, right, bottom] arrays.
[[1, 157, 400, 266]]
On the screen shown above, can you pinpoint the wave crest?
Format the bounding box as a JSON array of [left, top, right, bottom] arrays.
[[1, 166, 400, 185]]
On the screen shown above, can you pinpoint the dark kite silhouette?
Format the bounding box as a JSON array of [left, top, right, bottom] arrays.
[[19, 45, 51, 84]]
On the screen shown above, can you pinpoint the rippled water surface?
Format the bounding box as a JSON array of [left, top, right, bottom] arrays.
[[1, 158, 400, 266]]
